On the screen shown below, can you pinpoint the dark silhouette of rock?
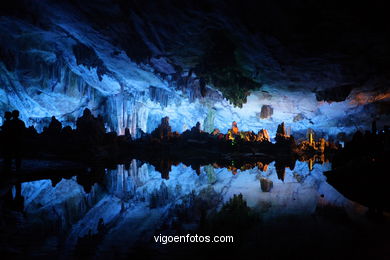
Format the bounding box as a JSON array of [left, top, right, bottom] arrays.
[[328, 125, 390, 213], [275, 122, 296, 150], [124, 127, 132, 142], [60, 126, 74, 139], [46, 116, 62, 136], [8, 110, 26, 171], [260, 178, 273, 192], [25, 125, 38, 138], [76, 108, 94, 134], [151, 116, 172, 140], [275, 161, 286, 181], [191, 122, 202, 134], [124, 127, 131, 137], [76, 108, 105, 145], [276, 122, 286, 137]]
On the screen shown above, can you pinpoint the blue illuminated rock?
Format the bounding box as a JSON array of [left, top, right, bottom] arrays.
[[0, 0, 389, 141]]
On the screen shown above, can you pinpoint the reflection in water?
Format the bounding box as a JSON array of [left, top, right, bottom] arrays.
[[0, 159, 375, 258], [144, 153, 330, 181], [2, 183, 24, 212]]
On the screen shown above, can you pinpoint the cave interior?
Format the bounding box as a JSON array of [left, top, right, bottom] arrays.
[[0, 0, 390, 259]]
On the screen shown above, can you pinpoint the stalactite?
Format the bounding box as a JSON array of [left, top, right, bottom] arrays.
[[122, 85, 126, 129], [203, 107, 216, 133]]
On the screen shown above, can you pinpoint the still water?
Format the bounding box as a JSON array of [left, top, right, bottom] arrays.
[[1, 160, 378, 258]]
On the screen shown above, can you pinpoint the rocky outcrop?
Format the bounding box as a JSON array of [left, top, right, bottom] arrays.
[[260, 105, 273, 119]]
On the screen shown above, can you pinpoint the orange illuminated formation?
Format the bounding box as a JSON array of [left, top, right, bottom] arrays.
[[232, 121, 239, 134]]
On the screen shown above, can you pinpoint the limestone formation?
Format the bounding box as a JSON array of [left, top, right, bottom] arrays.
[[260, 105, 273, 119], [260, 178, 273, 192]]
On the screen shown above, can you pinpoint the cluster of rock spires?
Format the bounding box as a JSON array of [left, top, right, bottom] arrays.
[[147, 118, 287, 145], [144, 116, 339, 156], [0, 108, 341, 179], [5, 107, 387, 184], [2, 107, 387, 186]]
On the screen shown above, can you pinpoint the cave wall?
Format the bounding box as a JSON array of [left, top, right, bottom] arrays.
[[1, 0, 389, 139]]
